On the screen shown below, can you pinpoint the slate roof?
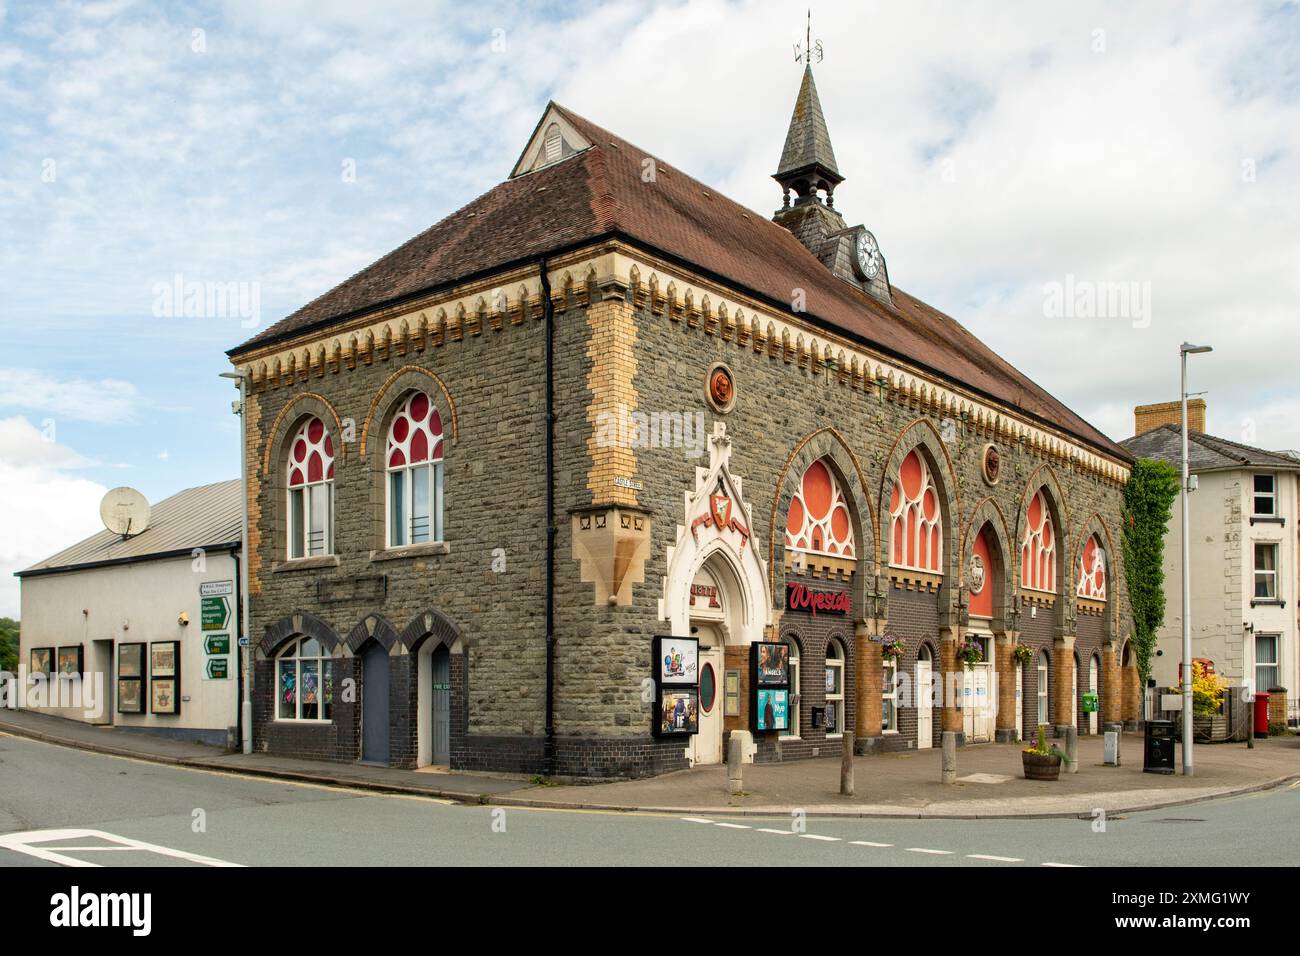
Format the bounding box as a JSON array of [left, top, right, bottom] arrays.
[[776, 64, 841, 179], [229, 103, 1129, 462], [1120, 424, 1300, 473], [19, 480, 242, 577]]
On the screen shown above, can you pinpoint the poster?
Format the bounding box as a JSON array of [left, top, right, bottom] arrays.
[[151, 642, 177, 678], [56, 646, 82, 677], [150, 678, 178, 715], [753, 642, 790, 687], [118, 643, 144, 678], [29, 647, 52, 676], [654, 636, 698, 686], [117, 678, 144, 714], [755, 688, 789, 732], [657, 688, 699, 736]]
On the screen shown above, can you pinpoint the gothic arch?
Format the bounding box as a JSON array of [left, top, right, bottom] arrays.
[[261, 392, 345, 476], [360, 364, 459, 459], [344, 614, 402, 655], [259, 611, 342, 657], [769, 426, 876, 613], [879, 418, 960, 577], [398, 608, 469, 652], [959, 496, 1016, 627], [1015, 464, 1072, 599], [1073, 511, 1118, 639]]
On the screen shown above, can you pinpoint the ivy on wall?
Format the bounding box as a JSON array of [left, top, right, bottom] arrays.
[[1122, 458, 1180, 685]]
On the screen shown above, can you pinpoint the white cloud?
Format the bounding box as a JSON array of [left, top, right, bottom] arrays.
[[0, 368, 139, 424], [0, 417, 106, 618]]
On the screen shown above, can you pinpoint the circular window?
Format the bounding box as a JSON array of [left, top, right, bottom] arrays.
[[700, 661, 717, 714]]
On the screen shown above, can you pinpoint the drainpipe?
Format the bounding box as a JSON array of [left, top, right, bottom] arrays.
[[220, 368, 254, 755], [540, 259, 556, 777]]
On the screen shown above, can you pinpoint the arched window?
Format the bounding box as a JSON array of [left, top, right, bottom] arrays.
[[889, 450, 942, 573], [782, 635, 801, 739], [785, 459, 855, 558], [386, 391, 444, 547], [276, 638, 333, 721], [1036, 650, 1050, 727], [825, 639, 845, 736], [1076, 534, 1106, 600], [287, 417, 335, 558], [1020, 489, 1056, 592]]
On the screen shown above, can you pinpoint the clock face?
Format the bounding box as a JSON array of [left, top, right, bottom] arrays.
[[856, 230, 880, 280]]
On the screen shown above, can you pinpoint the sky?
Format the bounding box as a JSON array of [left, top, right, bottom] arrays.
[[1, 0, 1298, 617]]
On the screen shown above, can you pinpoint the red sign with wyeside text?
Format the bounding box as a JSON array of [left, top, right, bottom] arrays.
[[785, 582, 850, 617]]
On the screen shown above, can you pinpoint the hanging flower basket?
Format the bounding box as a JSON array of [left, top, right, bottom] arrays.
[[1012, 643, 1033, 667], [880, 638, 905, 661], [957, 639, 984, 669]]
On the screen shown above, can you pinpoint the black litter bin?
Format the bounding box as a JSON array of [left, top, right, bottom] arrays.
[[1144, 719, 1175, 774]]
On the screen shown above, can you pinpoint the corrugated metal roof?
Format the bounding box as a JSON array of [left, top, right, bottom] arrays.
[[18, 479, 242, 577], [1120, 424, 1300, 473]]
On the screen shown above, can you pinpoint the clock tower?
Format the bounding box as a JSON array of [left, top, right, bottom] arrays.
[[772, 60, 891, 305]]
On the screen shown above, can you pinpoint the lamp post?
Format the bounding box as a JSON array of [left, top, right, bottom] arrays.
[[220, 368, 253, 755], [1180, 342, 1212, 776]]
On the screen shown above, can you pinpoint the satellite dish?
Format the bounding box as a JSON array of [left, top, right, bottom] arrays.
[[100, 487, 151, 537]]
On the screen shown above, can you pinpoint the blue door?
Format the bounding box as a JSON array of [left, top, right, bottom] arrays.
[[361, 643, 390, 766], [432, 645, 450, 765]]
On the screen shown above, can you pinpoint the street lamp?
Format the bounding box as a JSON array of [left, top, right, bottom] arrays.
[[1179, 342, 1212, 776], [220, 369, 253, 756]]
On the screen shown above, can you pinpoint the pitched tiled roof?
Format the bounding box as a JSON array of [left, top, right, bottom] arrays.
[[19, 480, 242, 577], [1120, 424, 1300, 472], [230, 103, 1129, 461]]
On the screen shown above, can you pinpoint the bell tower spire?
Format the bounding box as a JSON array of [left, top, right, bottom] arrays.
[[774, 13, 842, 210]]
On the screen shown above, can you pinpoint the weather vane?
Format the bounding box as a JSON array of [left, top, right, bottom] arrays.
[[794, 9, 824, 64]]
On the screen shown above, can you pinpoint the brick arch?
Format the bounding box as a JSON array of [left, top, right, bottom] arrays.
[[1073, 511, 1118, 638], [344, 614, 402, 654], [879, 418, 960, 578], [1015, 463, 1072, 599], [261, 392, 345, 476], [398, 608, 469, 651], [769, 426, 875, 612], [259, 611, 342, 657], [959, 496, 1015, 626], [360, 364, 459, 460]]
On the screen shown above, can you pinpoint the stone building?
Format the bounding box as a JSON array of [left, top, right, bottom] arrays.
[[227, 65, 1137, 777]]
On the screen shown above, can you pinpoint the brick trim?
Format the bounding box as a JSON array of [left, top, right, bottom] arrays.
[[344, 613, 401, 654], [397, 608, 467, 650], [259, 611, 343, 657]]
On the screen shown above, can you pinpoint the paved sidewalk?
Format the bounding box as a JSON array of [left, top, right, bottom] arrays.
[[3, 708, 1298, 818]]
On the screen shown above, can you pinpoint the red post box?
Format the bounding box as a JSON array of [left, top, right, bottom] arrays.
[[1254, 692, 1271, 738]]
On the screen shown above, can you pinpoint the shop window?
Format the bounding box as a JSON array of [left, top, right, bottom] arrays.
[[1036, 650, 1050, 726], [276, 638, 334, 721], [1021, 489, 1057, 593], [782, 637, 800, 739], [1254, 474, 1276, 517], [785, 458, 855, 559], [889, 450, 942, 573], [287, 417, 335, 558], [1256, 634, 1279, 691], [825, 640, 845, 736], [386, 391, 445, 547], [882, 658, 898, 732], [1076, 534, 1106, 601], [1254, 543, 1278, 600]]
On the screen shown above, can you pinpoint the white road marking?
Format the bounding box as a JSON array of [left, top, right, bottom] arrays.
[[1042, 861, 1082, 867], [905, 847, 953, 855], [715, 822, 751, 829], [0, 829, 243, 868], [799, 833, 841, 842], [681, 817, 714, 824], [967, 854, 1023, 862], [756, 828, 794, 835], [850, 840, 893, 847]]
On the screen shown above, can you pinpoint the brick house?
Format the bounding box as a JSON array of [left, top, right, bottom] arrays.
[[226, 65, 1136, 778]]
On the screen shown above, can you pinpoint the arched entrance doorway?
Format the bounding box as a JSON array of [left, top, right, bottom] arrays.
[[360, 642, 390, 766], [916, 644, 934, 749], [416, 641, 451, 767], [687, 560, 742, 765]]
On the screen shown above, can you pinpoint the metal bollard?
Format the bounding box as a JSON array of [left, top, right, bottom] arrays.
[[840, 730, 855, 796], [727, 734, 744, 795], [941, 731, 957, 784], [1065, 725, 1079, 774]]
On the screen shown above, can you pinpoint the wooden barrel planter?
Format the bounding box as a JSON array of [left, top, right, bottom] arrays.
[[1193, 714, 1230, 743], [1022, 751, 1062, 781]]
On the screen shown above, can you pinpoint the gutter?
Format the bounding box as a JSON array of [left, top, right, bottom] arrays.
[[15, 541, 241, 579]]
